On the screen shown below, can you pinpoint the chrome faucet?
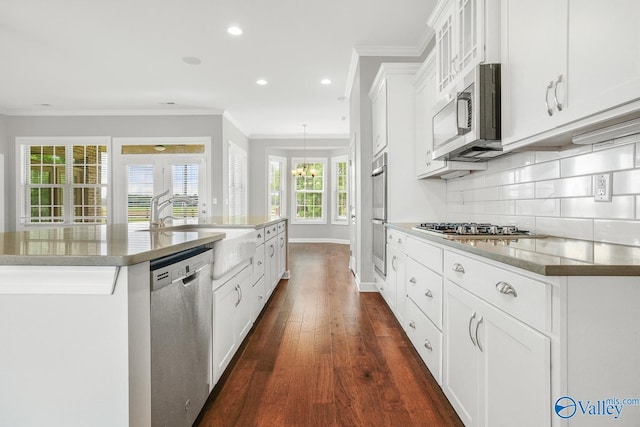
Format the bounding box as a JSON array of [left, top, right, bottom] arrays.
[[149, 190, 197, 228]]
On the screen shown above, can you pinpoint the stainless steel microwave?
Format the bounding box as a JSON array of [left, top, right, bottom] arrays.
[[432, 64, 502, 162]]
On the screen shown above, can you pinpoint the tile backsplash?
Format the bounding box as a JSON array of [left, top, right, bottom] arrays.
[[445, 138, 640, 246]]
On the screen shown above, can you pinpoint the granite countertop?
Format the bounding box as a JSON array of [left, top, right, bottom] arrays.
[[0, 217, 288, 267], [388, 223, 640, 276]]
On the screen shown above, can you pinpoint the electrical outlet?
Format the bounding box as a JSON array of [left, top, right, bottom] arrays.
[[594, 173, 612, 202]]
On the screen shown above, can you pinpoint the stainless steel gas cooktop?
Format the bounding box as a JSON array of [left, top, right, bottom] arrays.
[[412, 222, 545, 240]]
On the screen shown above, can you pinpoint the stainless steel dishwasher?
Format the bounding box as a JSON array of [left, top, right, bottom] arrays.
[[150, 246, 213, 427]]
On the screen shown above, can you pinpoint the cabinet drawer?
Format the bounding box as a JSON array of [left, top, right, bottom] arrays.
[[277, 221, 286, 232], [255, 228, 265, 246], [444, 251, 551, 332], [264, 224, 278, 240], [407, 258, 443, 330], [407, 236, 442, 274], [405, 300, 442, 385], [387, 230, 408, 252], [252, 244, 265, 284]]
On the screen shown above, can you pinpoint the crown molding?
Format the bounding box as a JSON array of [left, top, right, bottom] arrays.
[[2, 108, 224, 117], [250, 133, 349, 140], [353, 45, 424, 57], [416, 25, 435, 57], [222, 111, 250, 138], [344, 48, 360, 98]]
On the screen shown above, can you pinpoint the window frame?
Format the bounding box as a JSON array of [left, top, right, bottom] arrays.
[[228, 141, 248, 217], [267, 155, 287, 219], [290, 156, 327, 225], [16, 136, 111, 229], [331, 155, 349, 225]]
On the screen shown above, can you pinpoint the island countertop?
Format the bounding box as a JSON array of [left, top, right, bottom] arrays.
[[388, 223, 640, 276]]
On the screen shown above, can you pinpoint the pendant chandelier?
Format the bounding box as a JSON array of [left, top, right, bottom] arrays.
[[291, 124, 317, 177]]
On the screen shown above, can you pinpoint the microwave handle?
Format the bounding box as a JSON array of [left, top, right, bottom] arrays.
[[456, 92, 472, 135]]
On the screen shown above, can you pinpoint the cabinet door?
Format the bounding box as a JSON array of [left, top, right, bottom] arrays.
[[372, 79, 388, 155], [456, 0, 483, 78], [382, 245, 399, 311], [278, 231, 286, 278], [265, 239, 277, 297], [567, 0, 640, 122], [435, 3, 456, 93], [235, 267, 254, 343], [252, 276, 266, 319], [443, 280, 480, 427], [393, 250, 407, 325], [212, 279, 240, 383], [479, 297, 551, 427], [501, 0, 568, 146]]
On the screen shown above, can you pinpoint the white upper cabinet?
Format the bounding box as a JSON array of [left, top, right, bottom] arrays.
[[371, 78, 388, 156], [501, 0, 640, 150], [429, 0, 500, 97], [414, 52, 486, 179]]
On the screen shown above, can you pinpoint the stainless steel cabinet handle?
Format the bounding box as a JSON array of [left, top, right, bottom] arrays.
[[468, 312, 477, 346], [409, 321, 416, 329], [475, 317, 484, 352], [388, 234, 393, 240], [391, 256, 397, 271], [554, 74, 564, 111], [270, 244, 275, 257], [496, 281, 518, 297], [238, 284, 243, 304], [257, 233, 262, 239], [424, 339, 433, 351], [257, 260, 263, 266], [234, 285, 240, 307], [409, 277, 417, 284], [545, 80, 555, 116], [397, 238, 403, 244], [452, 263, 465, 273], [258, 295, 263, 300], [425, 289, 433, 298]]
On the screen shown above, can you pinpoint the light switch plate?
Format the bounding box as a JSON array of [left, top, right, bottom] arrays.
[[594, 173, 612, 202]]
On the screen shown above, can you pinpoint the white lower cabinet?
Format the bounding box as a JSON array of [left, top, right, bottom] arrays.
[[404, 299, 442, 385], [277, 228, 286, 279], [443, 280, 550, 427], [385, 244, 407, 323], [265, 236, 277, 298], [212, 264, 253, 385]]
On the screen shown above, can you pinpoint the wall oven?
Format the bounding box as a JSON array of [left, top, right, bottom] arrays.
[[371, 153, 387, 276]]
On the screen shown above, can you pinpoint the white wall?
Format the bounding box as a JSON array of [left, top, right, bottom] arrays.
[[222, 116, 250, 215], [6, 115, 224, 230], [445, 138, 640, 246], [0, 115, 8, 232], [248, 138, 349, 242]]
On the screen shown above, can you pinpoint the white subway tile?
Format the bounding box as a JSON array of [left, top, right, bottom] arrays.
[[498, 152, 536, 171], [637, 142, 640, 167], [484, 170, 515, 187], [534, 145, 592, 162], [446, 203, 466, 214], [485, 200, 515, 215], [515, 199, 560, 216], [594, 219, 640, 246], [514, 161, 560, 183], [462, 189, 475, 202], [501, 215, 536, 232], [447, 191, 463, 203], [474, 187, 499, 201], [534, 176, 593, 198], [535, 217, 594, 240], [560, 144, 634, 177], [592, 135, 640, 151], [499, 183, 535, 200], [612, 169, 640, 195], [637, 196, 640, 219], [561, 196, 635, 219]]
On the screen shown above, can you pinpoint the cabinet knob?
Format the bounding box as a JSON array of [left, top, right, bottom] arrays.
[[258, 296, 263, 300], [409, 277, 417, 284], [409, 321, 416, 329], [495, 281, 518, 297], [257, 261, 263, 266], [452, 263, 465, 273], [424, 339, 433, 351], [397, 238, 402, 244], [425, 290, 433, 298]]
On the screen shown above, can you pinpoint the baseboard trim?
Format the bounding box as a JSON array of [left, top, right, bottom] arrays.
[[354, 273, 377, 292], [288, 238, 349, 245]]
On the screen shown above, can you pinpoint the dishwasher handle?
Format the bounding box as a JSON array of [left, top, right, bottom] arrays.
[[173, 264, 207, 286]]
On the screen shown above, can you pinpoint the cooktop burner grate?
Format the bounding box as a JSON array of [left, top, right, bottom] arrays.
[[412, 222, 544, 239]]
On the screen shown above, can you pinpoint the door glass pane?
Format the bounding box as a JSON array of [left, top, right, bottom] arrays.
[[127, 164, 154, 222], [171, 164, 199, 219]]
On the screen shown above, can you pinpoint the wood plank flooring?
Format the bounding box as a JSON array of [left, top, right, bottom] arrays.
[[197, 243, 463, 427]]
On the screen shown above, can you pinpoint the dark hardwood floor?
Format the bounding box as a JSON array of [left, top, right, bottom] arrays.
[[197, 243, 463, 427]]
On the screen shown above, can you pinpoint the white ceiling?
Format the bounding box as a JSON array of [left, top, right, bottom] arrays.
[[0, 0, 436, 137]]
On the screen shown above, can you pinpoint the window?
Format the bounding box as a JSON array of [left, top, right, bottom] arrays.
[[228, 142, 247, 217], [18, 137, 109, 226], [267, 156, 286, 219], [332, 155, 348, 224], [291, 157, 326, 224]]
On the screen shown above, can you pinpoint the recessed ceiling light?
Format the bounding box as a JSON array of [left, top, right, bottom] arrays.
[[337, 96, 348, 102], [160, 102, 176, 105], [36, 103, 51, 107], [227, 26, 243, 36], [256, 79, 268, 86], [321, 78, 332, 85], [182, 56, 202, 65]]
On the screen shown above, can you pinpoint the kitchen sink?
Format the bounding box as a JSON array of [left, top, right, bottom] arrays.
[[173, 226, 256, 279]]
